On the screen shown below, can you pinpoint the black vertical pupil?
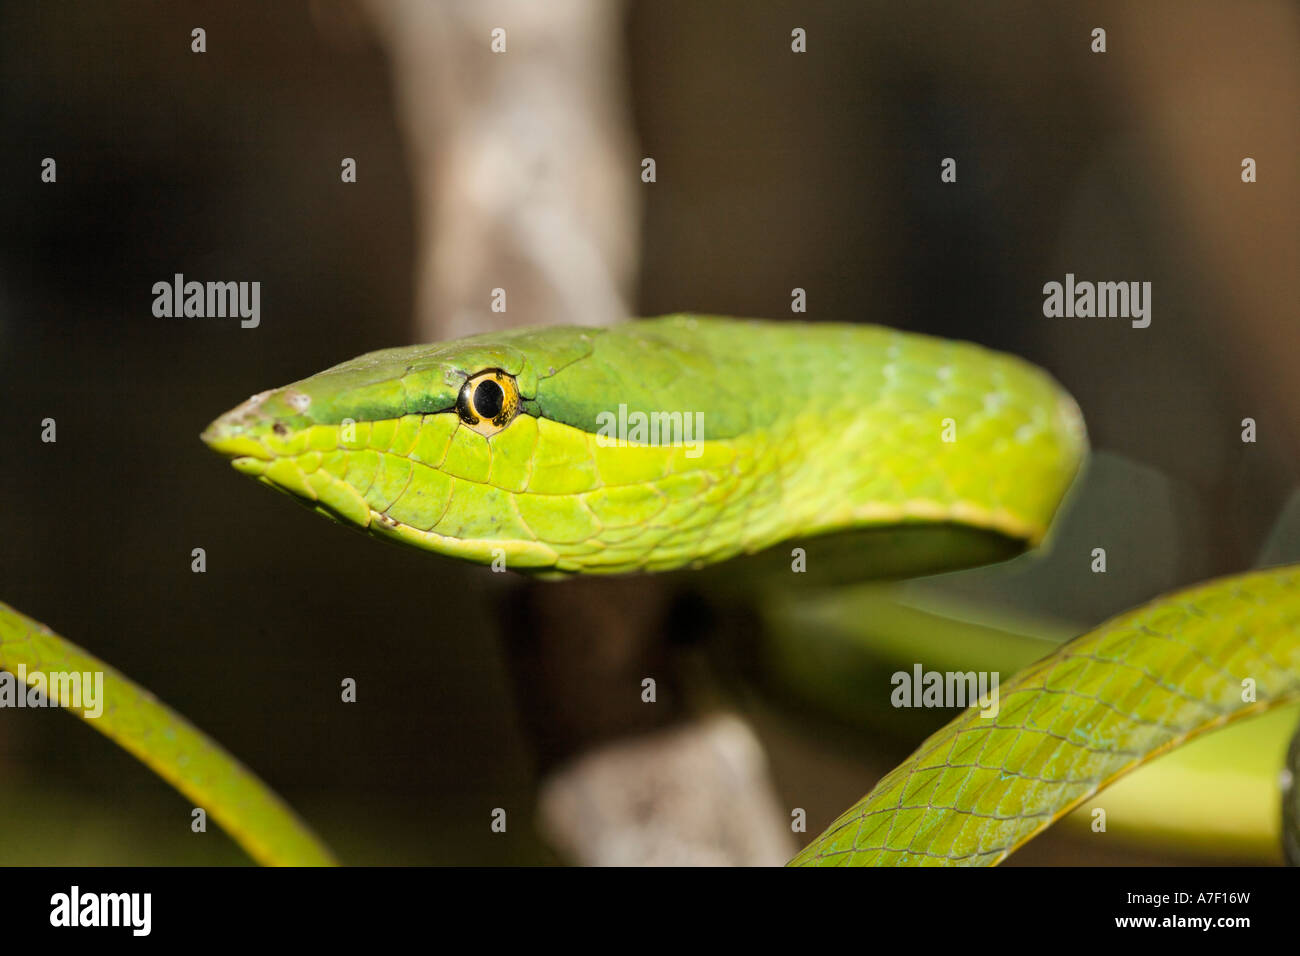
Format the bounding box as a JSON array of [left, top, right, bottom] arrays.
[[474, 379, 505, 419]]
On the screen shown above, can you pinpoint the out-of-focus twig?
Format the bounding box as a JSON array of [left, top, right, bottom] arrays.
[[364, 0, 639, 339], [539, 714, 797, 866]]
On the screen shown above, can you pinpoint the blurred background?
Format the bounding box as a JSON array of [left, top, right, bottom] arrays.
[[0, 0, 1296, 864]]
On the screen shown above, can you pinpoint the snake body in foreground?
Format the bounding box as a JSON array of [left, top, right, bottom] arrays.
[[4, 316, 1296, 864], [0, 601, 335, 865]]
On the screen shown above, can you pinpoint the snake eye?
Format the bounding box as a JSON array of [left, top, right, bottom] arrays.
[[457, 370, 520, 436]]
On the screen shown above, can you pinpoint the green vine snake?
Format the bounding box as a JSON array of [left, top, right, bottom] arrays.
[[2, 315, 1296, 865]]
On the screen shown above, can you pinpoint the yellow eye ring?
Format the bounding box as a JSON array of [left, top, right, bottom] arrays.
[[456, 370, 520, 436]]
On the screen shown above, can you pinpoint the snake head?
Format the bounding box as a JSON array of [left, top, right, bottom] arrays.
[[200, 326, 638, 573], [199, 319, 770, 575]]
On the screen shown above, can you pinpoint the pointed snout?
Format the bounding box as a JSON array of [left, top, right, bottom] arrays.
[[200, 389, 278, 461]]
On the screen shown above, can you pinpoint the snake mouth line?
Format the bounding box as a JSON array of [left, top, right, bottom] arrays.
[[201, 430, 274, 461]]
